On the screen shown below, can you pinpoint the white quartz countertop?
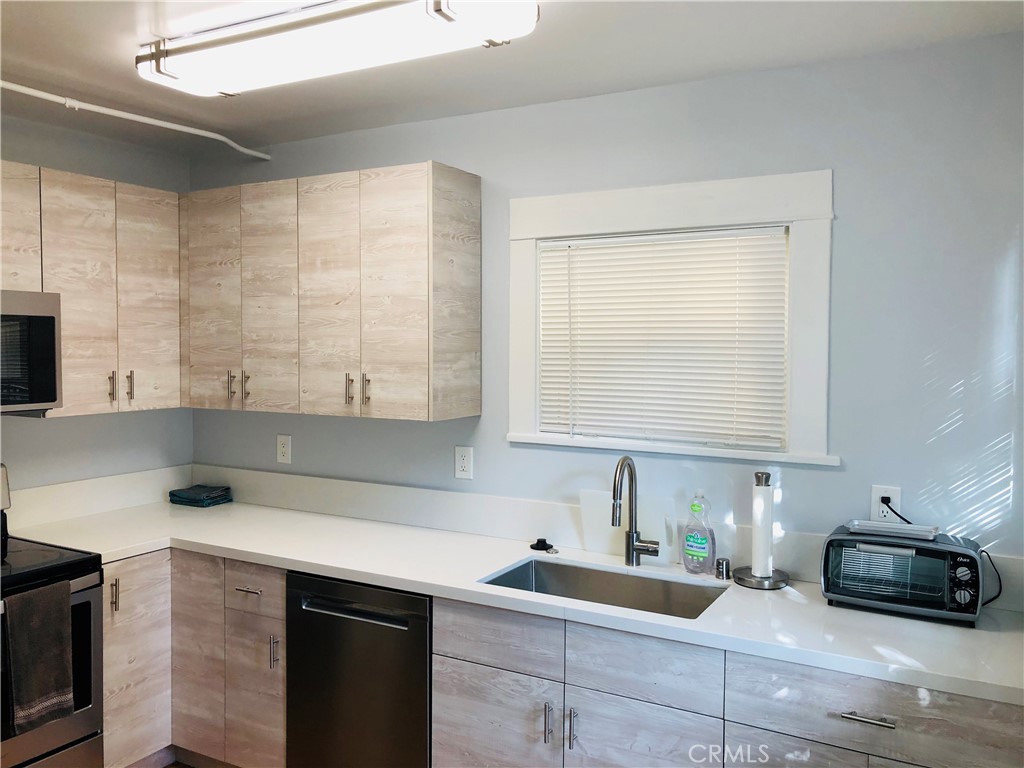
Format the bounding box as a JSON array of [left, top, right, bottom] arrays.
[[16, 500, 1024, 706]]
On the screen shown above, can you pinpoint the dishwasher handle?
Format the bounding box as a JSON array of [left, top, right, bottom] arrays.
[[300, 594, 413, 631]]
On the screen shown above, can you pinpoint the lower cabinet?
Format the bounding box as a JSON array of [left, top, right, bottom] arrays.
[[431, 599, 726, 768], [563, 685, 723, 768], [102, 550, 171, 768], [432, 655, 563, 768], [169, 551, 288, 768]]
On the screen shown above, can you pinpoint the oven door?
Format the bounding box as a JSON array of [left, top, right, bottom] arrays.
[[1, 575, 103, 768]]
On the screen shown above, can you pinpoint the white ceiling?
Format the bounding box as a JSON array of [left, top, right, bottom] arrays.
[[1, 1, 1021, 156]]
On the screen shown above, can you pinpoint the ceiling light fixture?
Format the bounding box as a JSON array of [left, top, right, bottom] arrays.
[[136, 0, 540, 97]]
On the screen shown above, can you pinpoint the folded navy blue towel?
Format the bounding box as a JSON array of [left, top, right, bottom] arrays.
[[169, 485, 232, 506], [170, 495, 233, 508]]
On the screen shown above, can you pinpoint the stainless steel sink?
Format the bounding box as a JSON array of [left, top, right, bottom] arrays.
[[481, 559, 727, 620]]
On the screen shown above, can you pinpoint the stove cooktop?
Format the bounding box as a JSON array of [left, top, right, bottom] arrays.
[[1, 536, 102, 596]]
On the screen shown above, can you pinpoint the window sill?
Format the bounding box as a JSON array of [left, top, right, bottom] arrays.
[[507, 432, 841, 467]]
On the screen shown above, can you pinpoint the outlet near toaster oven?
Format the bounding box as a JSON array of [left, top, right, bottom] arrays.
[[870, 485, 901, 522]]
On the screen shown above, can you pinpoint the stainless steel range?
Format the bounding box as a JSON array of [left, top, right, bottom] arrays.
[[1, 534, 104, 767]]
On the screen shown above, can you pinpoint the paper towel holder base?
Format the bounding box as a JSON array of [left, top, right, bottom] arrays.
[[733, 565, 789, 590]]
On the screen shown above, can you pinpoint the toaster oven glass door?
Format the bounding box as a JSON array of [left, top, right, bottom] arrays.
[[827, 541, 948, 608]]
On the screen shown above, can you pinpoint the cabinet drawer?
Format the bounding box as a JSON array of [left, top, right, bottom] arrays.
[[725, 722, 867, 768], [566, 622, 724, 718], [726, 653, 1024, 768], [224, 560, 286, 619], [433, 598, 564, 681]]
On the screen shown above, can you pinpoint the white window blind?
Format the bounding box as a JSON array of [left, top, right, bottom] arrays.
[[538, 227, 790, 450]]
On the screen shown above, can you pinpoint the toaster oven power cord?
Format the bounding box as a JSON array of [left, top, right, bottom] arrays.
[[883, 500, 1003, 607]]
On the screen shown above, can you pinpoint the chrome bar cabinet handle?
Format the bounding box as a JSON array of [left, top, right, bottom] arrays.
[[269, 635, 280, 669], [227, 370, 237, 399], [361, 373, 371, 405], [126, 370, 135, 402], [110, 577, 120, 611], [840, 711, 896, 730], [345, 373, 354, 404], [543, 702, 553, 744], [108, 371, 117, 402], [234, 586, 263, 596], [242, 370, 251, 399], [568, 707, 578, 749]]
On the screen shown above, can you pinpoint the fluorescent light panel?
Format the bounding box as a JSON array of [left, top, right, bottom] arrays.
[[137, 0, 539, 97]]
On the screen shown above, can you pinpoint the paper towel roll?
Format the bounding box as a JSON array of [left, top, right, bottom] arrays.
[[751, 473, 773, 578]]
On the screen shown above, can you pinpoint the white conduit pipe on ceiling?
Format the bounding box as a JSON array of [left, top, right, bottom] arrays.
[[1, 80, 272, 161]]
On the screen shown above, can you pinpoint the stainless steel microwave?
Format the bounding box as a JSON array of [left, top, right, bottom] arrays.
[[821, 523, 984, 625], [1, 290, 62, 415]]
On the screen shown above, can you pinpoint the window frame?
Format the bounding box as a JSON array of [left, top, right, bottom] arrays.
[[508, 169, 839, 467]]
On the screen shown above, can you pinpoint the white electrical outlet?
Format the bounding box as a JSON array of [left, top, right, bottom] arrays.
[[870, 484, 901, 522], [455, 446, 473, 480], [277, 434, 292, 465]]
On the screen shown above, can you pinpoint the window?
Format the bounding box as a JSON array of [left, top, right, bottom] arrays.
[[509, 170, 839, 466]]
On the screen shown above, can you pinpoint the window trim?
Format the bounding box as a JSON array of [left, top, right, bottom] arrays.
[[508, 170, 840, 467]]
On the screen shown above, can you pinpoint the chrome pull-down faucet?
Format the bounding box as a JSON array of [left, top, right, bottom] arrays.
[[611, 456, 660, 566]]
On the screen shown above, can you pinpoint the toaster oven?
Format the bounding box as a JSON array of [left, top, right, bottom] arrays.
[[821, 524, 983, 625]]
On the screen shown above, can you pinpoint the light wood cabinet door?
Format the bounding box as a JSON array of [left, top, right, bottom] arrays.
[[432, 654, 563, 768], [564, 684, 724, 768], [225, 610, 285, 768], [41, 168, 118, 416], [103, 550, 171, 768], [171, 549, 226, 761], [565, 621, 724, 718], [726, 653, 1024, 768], [116, 182, 180, 411], [298, 171, 361, 416], [188, 186, 241, 410], [725, 722, 868, 768], [1, 160, 41, 291], [359, 163, 430, 420], [241, 179, 298, 412]]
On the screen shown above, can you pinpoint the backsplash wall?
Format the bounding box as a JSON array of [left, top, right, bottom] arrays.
[[1, 33, 1020, 558]]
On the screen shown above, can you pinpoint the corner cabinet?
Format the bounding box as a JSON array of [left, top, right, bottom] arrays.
[[1, 160, 42, 291]]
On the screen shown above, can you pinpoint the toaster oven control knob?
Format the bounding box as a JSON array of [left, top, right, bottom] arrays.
[[955, 566, 973, 581], [954, 588, 974, 605]]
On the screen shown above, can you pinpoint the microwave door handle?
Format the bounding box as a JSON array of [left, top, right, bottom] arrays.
[[855, 542, 916, 558]]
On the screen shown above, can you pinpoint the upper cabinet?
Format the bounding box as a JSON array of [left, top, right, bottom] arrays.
[[41, 168, 119, 417], [240, 179, 299, 413], [116, 183, 181, 411], [297, 171, 361, 417], [359, 161, 481, 421], [11, 159, 478, 421], [188, 161, 481, 421], [39, 169, 181, 418], [1, 160, 42, 291], [188, 186, 242, 410]]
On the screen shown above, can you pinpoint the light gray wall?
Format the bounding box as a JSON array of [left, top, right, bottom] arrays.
[[0, 118, 194, 489], [1, 410, 193, 490], [1, 115, 190, 192], [190, 33, 1023, 556]]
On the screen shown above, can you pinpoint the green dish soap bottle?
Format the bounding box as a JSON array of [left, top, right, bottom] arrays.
[[680, 490, 716, 574]]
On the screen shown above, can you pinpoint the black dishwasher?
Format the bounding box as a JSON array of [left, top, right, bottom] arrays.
[[286, 572, 431, 768]]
